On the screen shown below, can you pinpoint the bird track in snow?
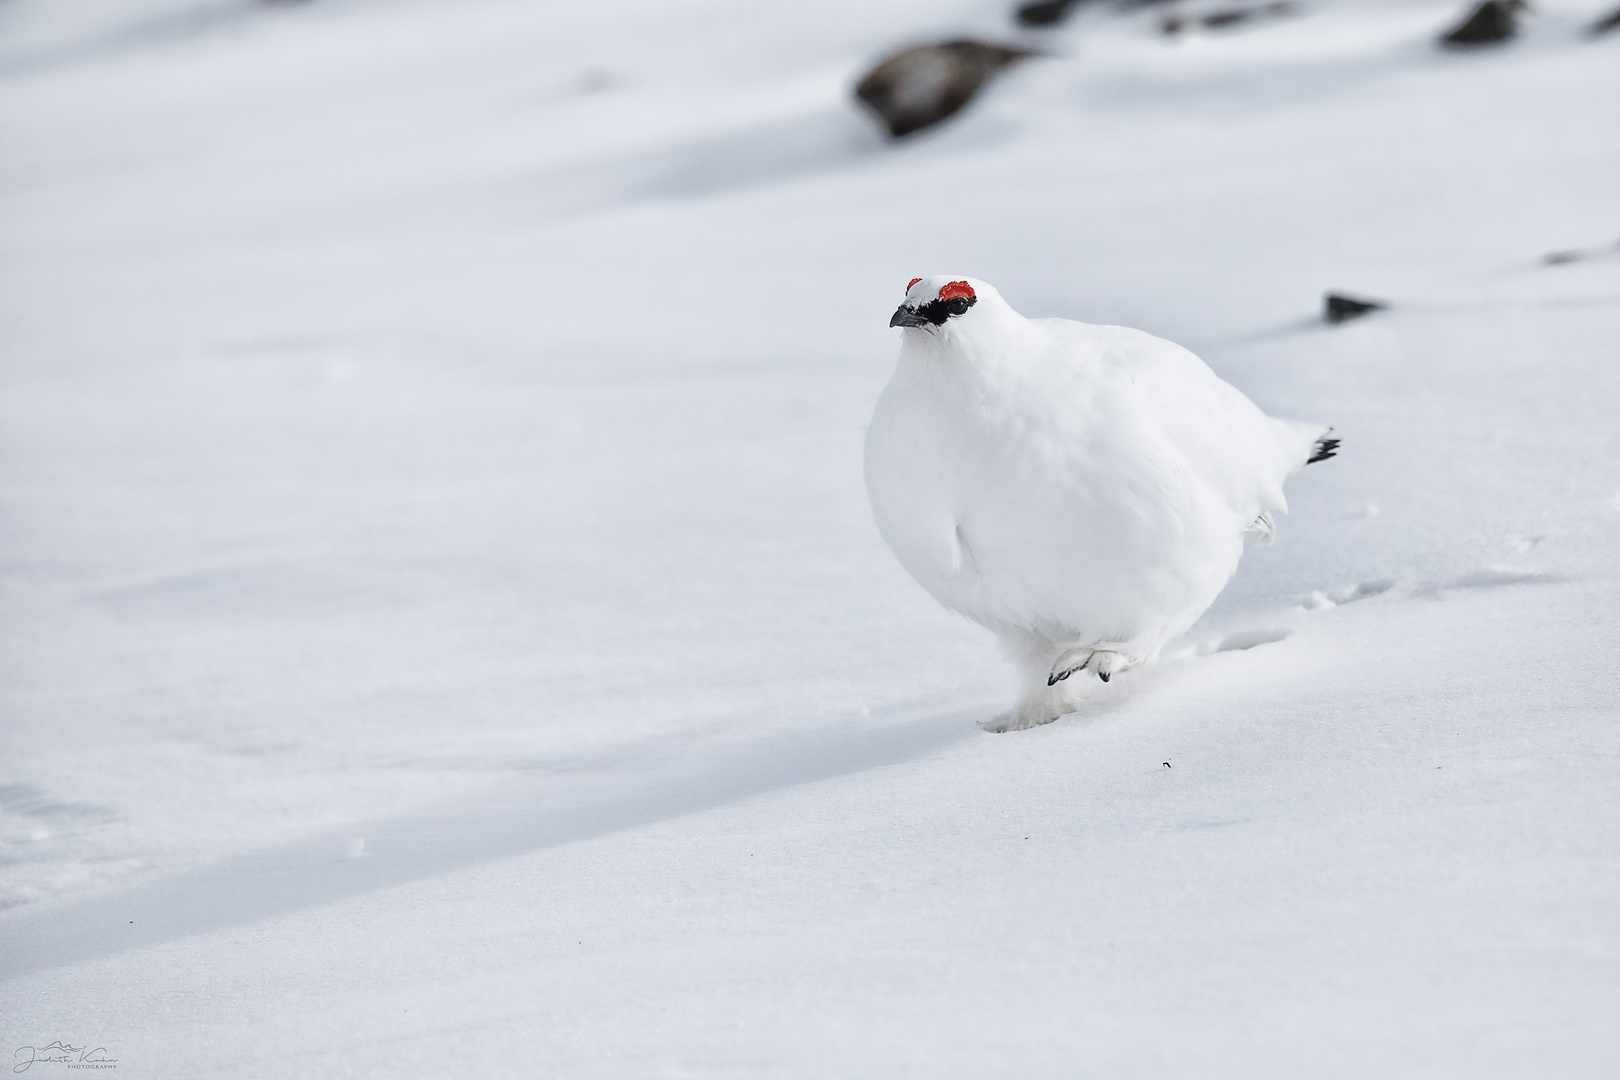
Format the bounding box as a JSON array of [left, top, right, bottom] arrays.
[[1302, 578, 1396, 611], [1417, 567, 1557, 596], [1176, 564, 1553, 663]]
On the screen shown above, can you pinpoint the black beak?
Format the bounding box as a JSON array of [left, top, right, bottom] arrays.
[[890, 304, 928, 328]]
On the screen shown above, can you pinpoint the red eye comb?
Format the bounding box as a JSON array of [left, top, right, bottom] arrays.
[[938, 281, 975, 302], [906, 278, 922, 293]]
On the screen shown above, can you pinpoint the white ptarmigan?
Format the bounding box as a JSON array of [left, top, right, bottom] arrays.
[[864, 276, 1336, 732]]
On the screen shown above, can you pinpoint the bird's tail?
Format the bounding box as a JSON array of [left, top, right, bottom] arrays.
[[1307, 434, 1340, 464], [1271, 418, 1338, 473]]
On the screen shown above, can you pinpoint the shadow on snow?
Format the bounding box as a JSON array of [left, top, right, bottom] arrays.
[[0, 710, 978, 980]]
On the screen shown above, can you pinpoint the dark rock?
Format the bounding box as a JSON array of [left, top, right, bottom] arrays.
[[1161, 2, 1295, 35], [1324, 293, 1387, 324], [855, 40, 1037, 139], [1439, 0, 1527, 48], [1542, 239, 1620, 264], [1590, 4, 1620, 35], [1016, 0, 1085, 27]]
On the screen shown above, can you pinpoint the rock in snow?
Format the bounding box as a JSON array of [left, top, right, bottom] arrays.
[[854, 40, 1036, 138], [1440, 0, 1528, 47], [1161, 1, 1297, 35], [1542, 238, 1620, 264], [1014, 0, 1087, 28], [1591, 4, 1620, 35], [1324, 292, 1387, 323]]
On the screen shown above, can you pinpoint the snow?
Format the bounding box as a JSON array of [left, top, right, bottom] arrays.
[[2, 0, 1617, 1074]]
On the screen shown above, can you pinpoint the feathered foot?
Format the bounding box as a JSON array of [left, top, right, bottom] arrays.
[[1090, 650, 1125, 683], [1048, 648, 1127, 684], [986, 633, 1123, 732], [1048, 648, 1093, 685]]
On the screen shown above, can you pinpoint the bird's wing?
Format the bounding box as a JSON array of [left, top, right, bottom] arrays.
[[1066, 324, 1312, 519]]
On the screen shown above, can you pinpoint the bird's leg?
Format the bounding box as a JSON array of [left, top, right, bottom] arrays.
[[1090, 650, 1125, 682], [1049, 649, 1126, 684], [1047, 647, 1094, 686], [983, 633, 1089, 733]]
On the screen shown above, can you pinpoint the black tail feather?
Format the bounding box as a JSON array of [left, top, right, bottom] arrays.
[[1307, 435, 1340, 465]]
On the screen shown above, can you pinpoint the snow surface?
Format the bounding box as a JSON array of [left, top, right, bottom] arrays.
[[1, 0, 1617, 1074]]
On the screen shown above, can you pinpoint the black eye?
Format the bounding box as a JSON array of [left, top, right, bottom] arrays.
[[917, 294, 978, 325]]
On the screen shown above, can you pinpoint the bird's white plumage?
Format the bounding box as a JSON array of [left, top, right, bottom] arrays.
[[864, 276, 1328, 730]]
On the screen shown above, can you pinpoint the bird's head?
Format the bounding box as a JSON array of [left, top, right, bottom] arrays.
[[890, 276, 1000, 333]]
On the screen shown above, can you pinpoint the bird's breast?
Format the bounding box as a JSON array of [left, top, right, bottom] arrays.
[[865, 357, 1243, 637]]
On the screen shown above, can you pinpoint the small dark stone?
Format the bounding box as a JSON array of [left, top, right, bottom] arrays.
[[854, 40, 1037, 139], [1016, 0, 1084, 27], [1591, 4, 1620, 35], [1440, 0, 1527, 48], [1162, 1, 1294, 35], [1324, 293, 1387, 324], [1543, 250, 1582, 265]]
